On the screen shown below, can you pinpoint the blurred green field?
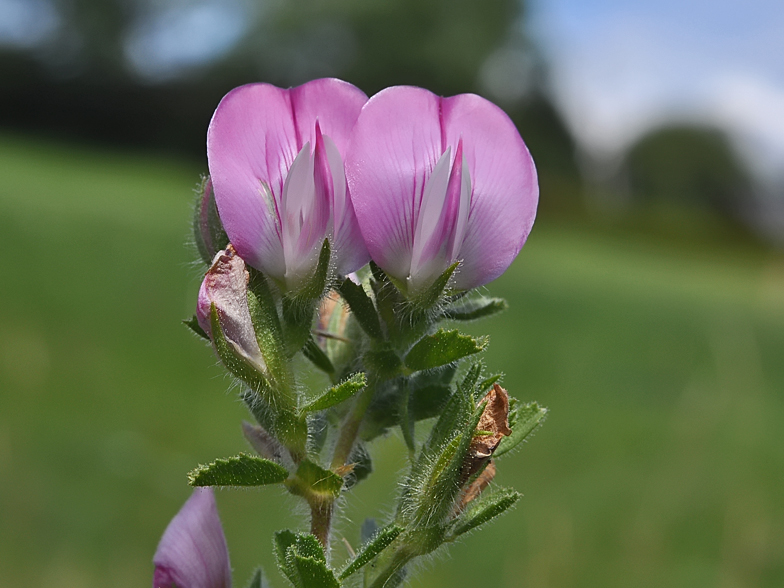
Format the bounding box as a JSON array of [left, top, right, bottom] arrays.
[[1, 133, 783, 588]]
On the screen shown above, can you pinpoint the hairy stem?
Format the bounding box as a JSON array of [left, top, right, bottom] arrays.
[[367, 548, 412, 588], [330, 381, 376, 470], [309, 499, 334, 551]]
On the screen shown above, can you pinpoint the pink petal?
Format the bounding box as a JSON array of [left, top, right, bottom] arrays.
[[440, 93, 538, 290], [291, 80, 369, 275], [409, 147, 452, 291], [346, 86, 444, 282], [153, 488, 231, 588], [208, 83, 296, 278], [289, 78, 368, 155]]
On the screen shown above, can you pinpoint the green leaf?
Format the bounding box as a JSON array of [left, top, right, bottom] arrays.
[[408, 365, 456, 421], [288, 552, 339, 588], [450, 487, 521, 538], [302, 338, 335, 375], [494, 402, 548, 457], [245, 568, 269, 588], [398, 380, 415, 457], [408, 384, 452, 421], [363, 346, 402, 379], [287, 459, 344, 499], [274, 532, 337, 588], [183, 315, 209, 340], [188, 453, 289, 487], [338, 277, 383, 339], [274, 530, 299, 577], [404, 329, 487, 372], [339, 525, 403, 580], [443, 296, 508, 321], [300, 373, 366, 413]]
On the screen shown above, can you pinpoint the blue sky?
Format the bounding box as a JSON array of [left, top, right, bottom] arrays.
[[2, 0, 782, 180], [530, 0, 784, 178]]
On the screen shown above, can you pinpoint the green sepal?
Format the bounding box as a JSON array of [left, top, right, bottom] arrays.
[[245, 568, 269, 588], [193, 175, 229, 265], [282, 240, 331, 354], [457, 362, 483, 397], [210, 305, 270, 393], [339, 525, 403, 580], [418, 379, 473, 460], [274, 531, 337, 588], [188, 453, 289, 487], [287, 460, 344, 500], [300, 373, 366, 414], [183, 315, 209, 340], [296, 239, 331, 302], [408, 261, 459, 310], [494, 402, 548, 457], [246, 274, 292, 390], [404, 329, 487, 372], [403, 397, 484, 527], [368, 261, 403, 339], [302, 338, 335, 375], [337, 277, 383, 340], [476, 374, 502, 399], [443, 296, 508, 321], [450, 487, 521, 538]]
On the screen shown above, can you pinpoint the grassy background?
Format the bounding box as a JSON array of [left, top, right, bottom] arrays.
[[0, 133, 782, 587]]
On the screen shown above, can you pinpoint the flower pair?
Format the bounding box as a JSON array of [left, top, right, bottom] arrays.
[[204, 78, 538, 296]]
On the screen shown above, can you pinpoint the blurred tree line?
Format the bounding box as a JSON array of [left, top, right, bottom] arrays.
[[0, 0, 763, 238]]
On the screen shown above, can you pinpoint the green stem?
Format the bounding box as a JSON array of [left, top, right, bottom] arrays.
[[367, 548, 412, 588], [331, 381, 376, 470]]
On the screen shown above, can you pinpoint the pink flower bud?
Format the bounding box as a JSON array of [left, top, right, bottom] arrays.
[[153, 488, 231, 588], [346, 86, 538, 293], [197, 245, 265, 373], [207, 79, 369, 291]]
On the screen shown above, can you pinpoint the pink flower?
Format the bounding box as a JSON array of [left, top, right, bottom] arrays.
[[346, 86, 538, 294], [207, 78, 369, 291], [153, 488, 231, 588]]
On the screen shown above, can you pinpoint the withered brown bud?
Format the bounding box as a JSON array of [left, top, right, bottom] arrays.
[[458, 461, 497, 510], [459, 383, 512, 490]]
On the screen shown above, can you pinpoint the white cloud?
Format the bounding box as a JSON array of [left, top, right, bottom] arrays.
[[530, 0, 784, 179], [0, 0, 58, 47], [125, 1, 250, 80]]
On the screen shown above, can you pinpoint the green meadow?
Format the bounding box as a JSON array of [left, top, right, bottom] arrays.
[[1, 133, 782, 588]]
